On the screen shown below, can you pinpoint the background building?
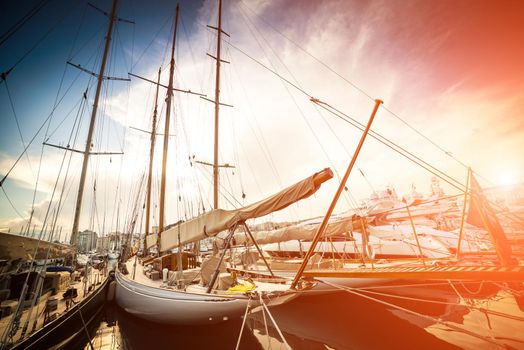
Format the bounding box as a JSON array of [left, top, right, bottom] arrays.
[[77, 230, 98, 253], [96, 235, 110, 253]]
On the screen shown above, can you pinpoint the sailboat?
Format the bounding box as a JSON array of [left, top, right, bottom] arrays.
[[115, 167, 333, 325], [114, 1, 335, 325], [0, 0, 126, 348], [243, 172, 524, 349], [224, 179, 493, 266], [252, 210, 493, 263]]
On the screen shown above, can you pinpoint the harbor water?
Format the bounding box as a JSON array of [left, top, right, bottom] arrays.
[[78, 284, 524, 350]]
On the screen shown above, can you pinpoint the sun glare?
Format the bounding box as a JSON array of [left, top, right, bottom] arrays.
[[495, 169, 517, 186]]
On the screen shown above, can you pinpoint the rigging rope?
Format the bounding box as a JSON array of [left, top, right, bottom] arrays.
[[0, 0, 50, 48], [69, 26, 106, 62], [218, 6, 517, 214], [51, 88, 90, 243], [0, 187, 26, 221], [0, 61, 91, 187], [315, 100, 466, 190], [131, 11, 172, 71], [238, 6, 355, 208], [1, 5, 98, 229], [179, 14, 212, 214], [1, 1, 80, 83], [224, 39, 470, 194], [218, 46, 282, 199], [4, 81, 35, 180], [66, 2, 89, 61], [0, 107, 77, 346], [238, 0, 481, 182], [199, 165, 241, 208]]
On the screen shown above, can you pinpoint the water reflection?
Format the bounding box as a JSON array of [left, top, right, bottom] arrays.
[[83, 281, 524, 349], [84, 303, 262, 349]]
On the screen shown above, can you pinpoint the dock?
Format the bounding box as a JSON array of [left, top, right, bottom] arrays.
[[303, 263, 524, 281]]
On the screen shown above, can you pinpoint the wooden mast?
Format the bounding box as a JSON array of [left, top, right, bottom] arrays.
[[158, 4, 180, 242], [213, 0, 223, 209], [291, 99, 383, 289], [144, 68, 161, 250], [70, 0, 119, 245]]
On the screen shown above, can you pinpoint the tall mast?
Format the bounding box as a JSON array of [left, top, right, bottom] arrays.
[[212, 0, 223, 209], [158, 4, 180, 238], [70, 0, 119, 245], [144, 68, 161, 250]]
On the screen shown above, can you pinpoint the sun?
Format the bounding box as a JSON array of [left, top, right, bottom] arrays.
[[495, 169, 517, 186]]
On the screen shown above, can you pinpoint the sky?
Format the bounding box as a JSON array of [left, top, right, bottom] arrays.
[[1, 0, 523, 241]]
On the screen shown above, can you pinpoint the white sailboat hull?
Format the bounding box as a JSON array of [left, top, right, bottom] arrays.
[[115, 271, 250, 325], [369, 224, 493, 253], [263, 234, 452, 260]]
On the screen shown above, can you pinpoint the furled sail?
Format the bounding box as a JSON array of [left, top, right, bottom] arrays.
[[146, 168, 333, 251], [230, 214, 362, 246]]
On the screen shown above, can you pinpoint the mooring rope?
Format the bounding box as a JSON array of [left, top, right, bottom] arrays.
[[235, 297, 253, 350], [78, 307, 94, 350], [447, 279, 497, 342], [259, 293, 291, 350], [319, 279, 508, 349], [259, 293, 271, 350], [335, 283, 524, 323]]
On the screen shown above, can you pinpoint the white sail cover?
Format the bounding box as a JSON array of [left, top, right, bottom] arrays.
[[147, 168, 333, 251], [230, 215, 358, 246]]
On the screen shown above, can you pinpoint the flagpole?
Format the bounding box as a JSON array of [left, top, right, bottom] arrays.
[[456, 167, 471, 258], [469, 172, 515, 266], [404, 203, 426, 267]]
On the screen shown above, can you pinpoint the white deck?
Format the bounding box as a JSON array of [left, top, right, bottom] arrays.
[[123, 258, 292, 294]]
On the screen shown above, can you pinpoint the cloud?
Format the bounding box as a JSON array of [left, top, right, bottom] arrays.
[[0, 151, 75, 194], [2, 0, 523, 231], [108, 0, 524, 220], [1, 198, 53, 238]]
